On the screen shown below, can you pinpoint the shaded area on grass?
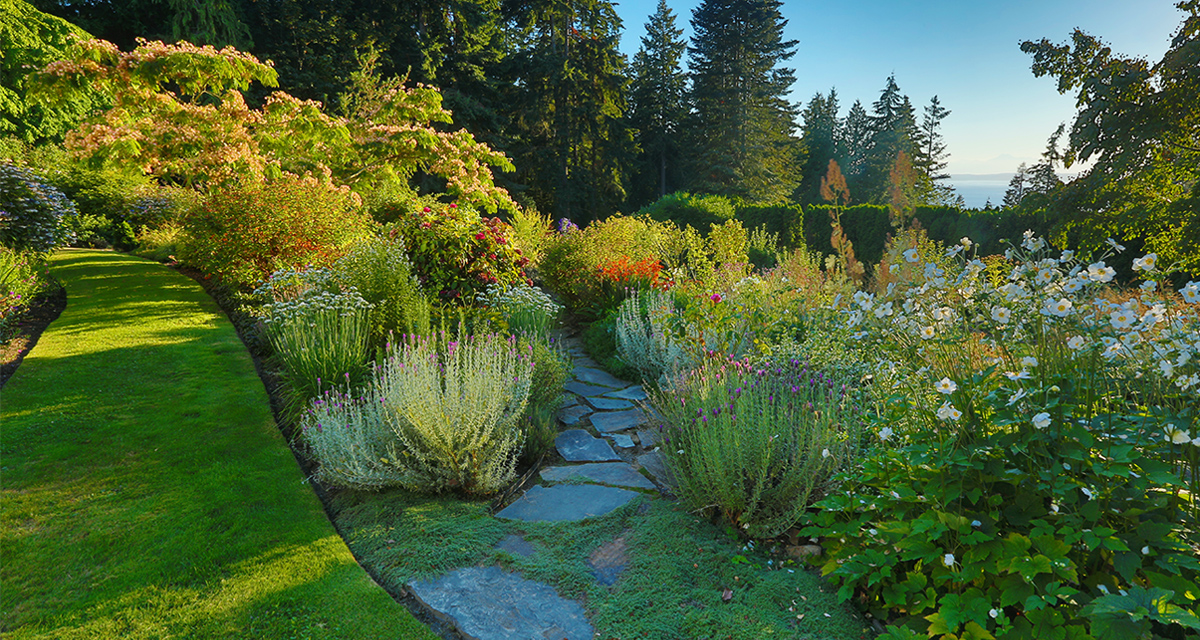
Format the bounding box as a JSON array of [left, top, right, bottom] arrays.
[[1, 249, 437, 639]]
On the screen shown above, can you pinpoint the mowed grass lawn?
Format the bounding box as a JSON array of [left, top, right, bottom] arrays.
[[1, 249, 437, 639]]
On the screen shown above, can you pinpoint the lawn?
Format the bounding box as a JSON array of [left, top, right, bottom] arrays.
[[0, 249, 437, 639]]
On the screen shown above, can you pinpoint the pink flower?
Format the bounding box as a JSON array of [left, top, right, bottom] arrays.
[[710, 293, 723, 303], [422, 206, 431, 213]]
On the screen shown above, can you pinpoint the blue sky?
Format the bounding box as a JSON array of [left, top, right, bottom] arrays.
[[612, 0, 1184, 175]]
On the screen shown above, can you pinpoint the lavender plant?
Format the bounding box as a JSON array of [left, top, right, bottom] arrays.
[[650, 356, 863, 538], [614, 288, 694, 382], [376, 333, 534, 494], [298, 384, 408, 490]]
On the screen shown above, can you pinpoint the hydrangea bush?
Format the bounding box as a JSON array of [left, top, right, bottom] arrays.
[[805, 232, 1200, 639], [0, 163, 77, 253]]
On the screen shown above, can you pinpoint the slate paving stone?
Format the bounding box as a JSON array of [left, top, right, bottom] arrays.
[[560, 394, 581, 409], [564, 381, 613, 397], [637, 451, 674, 486], [572, 366, 626, 389], [588, 535, 629, 587], [555, 429, 620, 462], [607, 433, 635, 449], [637, 429, 659, 447], [409, 566, 594, 640], [495, 534, 537, 558], [496, 484, 638, 522], [604, 385, 648, 401], [557, 404, 591, 426], [584, 396, 634, 411], [540, 462, 655, 490], [591, 409, 646, 434]]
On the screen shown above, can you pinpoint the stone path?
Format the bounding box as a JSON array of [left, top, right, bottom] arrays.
[[410, 335, 670, 640]]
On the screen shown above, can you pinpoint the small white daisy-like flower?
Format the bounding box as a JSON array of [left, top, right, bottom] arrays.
[[1067, 336, 1087, 350], [1106, 238, 1126, 252], [1086, 261, 1116, 283], [1007, 388, 1028, 406], [991, 306, 1011, 324], [919, 326, 936, 340], [1034, 267, 1056, 285], [879, 427, 894, 441], [1021, 356, 1039, 368], [936, 402, 962, 421], [1110, 309, 1135, 330], [1140, 280, 1157, 292], [1132, 253, 1157, 272], [1180, 281, 1200, 304], [934, 378, 958, 394], [1005, 370, 1031, 381], [903, 248, 920, 263], [943, 553, 956, 567], [1045, 297, 1073, 317], [1032, 412, 1051, 429]]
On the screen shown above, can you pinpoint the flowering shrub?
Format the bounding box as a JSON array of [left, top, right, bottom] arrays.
[[0, 163, 77, 253], [376, 333, 533, 494], [258, 286, 374, 411], [650, 356, 863, 538], [806, 232, 1200, 639], [0, 246, 50, 341], [391, 202, 528, 303], [614, 288, 694, 382], [539, 215, 669, 316], [521, 338, 572, 463], [475, 281, 562, 341], [298, 384, 409, 490], [178, 174, 372, 289]]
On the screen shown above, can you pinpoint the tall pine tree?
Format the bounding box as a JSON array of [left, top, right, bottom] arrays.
[[685, 0, 800, 202], [628, 0, 687, 207], [794, 89, 840, 206], [838, 99, 872, 200], [503, 0, 635, 223]]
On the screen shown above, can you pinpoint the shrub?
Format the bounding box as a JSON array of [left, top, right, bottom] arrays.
[[650, 356, 863, 538], [376, 333, 533, 494], [0, 246, 50, 341], [614, 288, 694, 382], [637, 191, 737, 233], [331, 235, 431, 342], [133, 223, 183, 262], [506, 204, 554, 268], [521, 338, 572, 463], [475, 281, 562, 342], [258, 285, 374, 412], [806, 233, 1200, 639], [178, 174, 372, 289], [391, 202, 529, 303], [0, 162, 77, 253], [298, 384, 409, 490]]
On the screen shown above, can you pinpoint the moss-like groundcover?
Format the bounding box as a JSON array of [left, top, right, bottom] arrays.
[[0, 249, 437, 639]]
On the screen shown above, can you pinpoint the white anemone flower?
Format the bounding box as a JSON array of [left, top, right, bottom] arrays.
[[1021, 356, 1039, 368], [1166, 425, 1191, 444], [1086, 261, 1116, 283], [1045, 298, 1073, 317], [879, 427, 894, 441], [1132, 253, 1157, 272], [1106, 237, 1126, 252], [1067, 336, 1087, 350], [1032, 412, 1051, 429], [919, 326, 936, 340], [991, 306, 1011, 324], [935, 377, 958, 395], [943, 553, 956, 567], [936, 402, 962, 421], [1140, 280, 1157, 293], [1181, 281, 1200, 304], [1110, 310, 1135, 330], [1005, 370, 1031, 381], [903, 248, 920, 263]]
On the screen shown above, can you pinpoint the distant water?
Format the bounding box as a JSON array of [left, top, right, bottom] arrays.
[[950, 176, 1011, 209]]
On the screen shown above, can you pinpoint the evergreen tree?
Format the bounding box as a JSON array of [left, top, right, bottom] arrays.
[[504, 0, 635, 223], [685, 0, 800, 202], [794, 89, 840, 206], [838, 99, 872, 196], [915, 95, 957, 205], [859, 74, 918, 203], [628, 0, 688, 207]]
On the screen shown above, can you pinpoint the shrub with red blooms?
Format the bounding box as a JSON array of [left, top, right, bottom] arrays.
[[391, 202, 528, 303], [179, 174, 372, 289]]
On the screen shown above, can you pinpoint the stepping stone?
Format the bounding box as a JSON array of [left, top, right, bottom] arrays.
[[560, 394, 580, 409], [409, 566, 594, 640], [494, 534, 537, 558], [584, 396, 634, 411], [588, 535, 629, 586], [637, 451, 674, 486], [572, 356, 600, 369], [564, 381, 613, 397], [555, 429, 619, 462], [540, 462, 655, 490], [558, 404, 591, 426], [607, 433, 635, 449], [591, 409, 646, 434], [637, 429, 659, 447], [496, 484, 638, 522], [604, 385, 648, 401], [572, 366, 626, 388]]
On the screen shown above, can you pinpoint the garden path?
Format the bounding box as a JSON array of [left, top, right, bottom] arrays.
[[408, 336, 671, 640]]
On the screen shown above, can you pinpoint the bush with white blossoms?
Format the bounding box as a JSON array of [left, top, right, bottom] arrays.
[[805, 231, 1200, 640], [0, 163, 78, 253], [475, 281, 562, 340]]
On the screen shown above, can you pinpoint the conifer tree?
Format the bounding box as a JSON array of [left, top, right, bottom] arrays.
[[794, 89, 841, 206], [685, 0, 800, 202], [839, 99, 872, 187], [504, 0, 635, 223], [628, 0, 688, 206]]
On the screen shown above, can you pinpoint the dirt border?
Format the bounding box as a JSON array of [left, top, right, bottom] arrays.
[[1, 282, 67, 389]]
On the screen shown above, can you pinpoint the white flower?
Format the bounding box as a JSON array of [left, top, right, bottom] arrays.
[[936, 402, 962, 421], [889, 263, 901, 274], [874, 302, 894, 319], [1142, 546, 1151, 555], [1103, 342, 1124, 359], [919, 326, 936, 340], [1140, 280, 1157, 292], [1132, 253, 1157, 272], [853, 290, 875, 310], [991, 306, 1011, 324], [943, 553, 956, 567], [879, 427, 894, 441], [1165, 425, 1191, 444], [1021, 356, 1039, 368], [1001, 283, 1028, 300], [822, 448, 831, 458], [903, 248, 920, 263], [1106, 237, 1126, 252], [1035, 267, 1056, 285], [1045, 297, 1074, 317], [1032, 412, 1051, 429], [946, 245, 963, 257], [935, 377, 958, 394], [1159, 360, 1175, 378], [1180, 281, 1200, 304], [1086, 261, 1116, 283], [1067, 336, 1087, 350], [989, 608, 999, 619], [1110, 309, 1135, 330], [1059, 250, 1075, 262], [1005, 370, 1031, 381], [1082, 487, 1094, 500], [1007, 388, 1028, 406], [961, 237, 973, 249], [1063, 278, 1084, 294]]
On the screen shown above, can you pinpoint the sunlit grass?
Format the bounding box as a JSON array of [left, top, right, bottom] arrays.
[[1, 249, 436, 639]]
